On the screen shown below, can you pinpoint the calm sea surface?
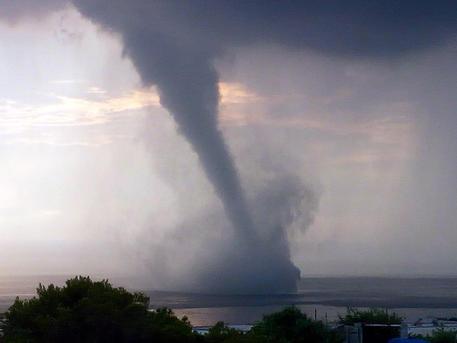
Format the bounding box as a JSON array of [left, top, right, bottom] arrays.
[[2, 276, 457, 326]]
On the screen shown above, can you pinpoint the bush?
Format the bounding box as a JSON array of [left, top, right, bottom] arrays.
[[205, 322, 255, 343], [339, 308, 402, 325], [429, 329, 457, 343], [250, 307, 342, 343], [412, 328, 457, 343]]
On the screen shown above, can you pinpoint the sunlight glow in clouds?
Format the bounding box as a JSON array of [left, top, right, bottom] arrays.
[[0, 83, 258, 129]]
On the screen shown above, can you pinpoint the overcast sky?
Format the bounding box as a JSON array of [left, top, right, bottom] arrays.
[[1, 1, 457, 288]]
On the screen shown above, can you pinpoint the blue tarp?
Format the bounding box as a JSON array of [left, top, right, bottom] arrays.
[[388, 339, 429, 343]]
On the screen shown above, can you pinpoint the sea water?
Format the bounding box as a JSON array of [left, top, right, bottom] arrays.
[[2, 275, 457, 326]]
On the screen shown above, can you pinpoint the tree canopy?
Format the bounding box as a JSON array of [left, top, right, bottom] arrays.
[[250, 307, 342, 343], [339, 308, 402, 325], [2, 276, 198, 343], [412, 328, 457, 343], [1, 276, 342, 343]]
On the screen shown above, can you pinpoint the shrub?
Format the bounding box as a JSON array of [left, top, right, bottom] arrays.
[[250, 307, 342, 343], [339, 308, 402, 325]]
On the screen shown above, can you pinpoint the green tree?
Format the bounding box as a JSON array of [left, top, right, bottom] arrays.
[[2, 277, 344, 343], [204, 322, 256, 343], [249, 307, 342, 343], [425, 328, 457, 343], [339, 308, 402, 325], [2, 276, 199, 343]]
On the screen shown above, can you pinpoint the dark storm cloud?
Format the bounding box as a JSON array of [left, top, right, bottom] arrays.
[[72, 0, 457, 59], [0, 0, 66, 22]]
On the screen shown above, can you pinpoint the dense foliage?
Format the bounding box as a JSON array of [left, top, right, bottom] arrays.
[[0, 276, 343, 343], [250, 307, 342, 343], [428, 329, 457, 343], [339, 308, 402, 325], [413, 328, 457, 343], [204, 322, 256, 343], [1, 276, 198, 343]]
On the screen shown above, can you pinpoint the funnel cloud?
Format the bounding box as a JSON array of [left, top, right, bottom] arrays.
[[66, 0, 457, 293]]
